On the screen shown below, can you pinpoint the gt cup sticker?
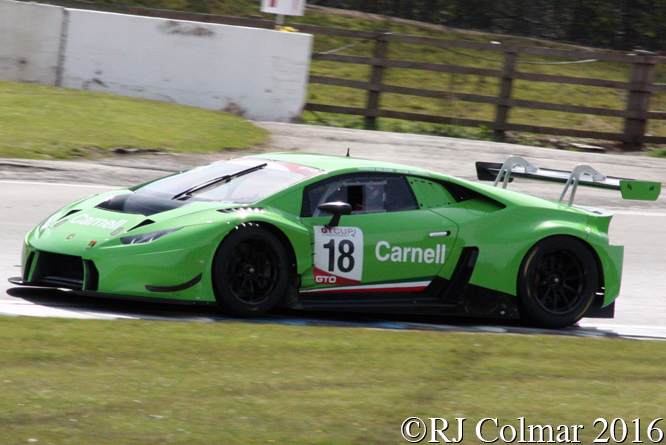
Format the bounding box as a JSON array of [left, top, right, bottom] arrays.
[[314, 226, 364, 286]]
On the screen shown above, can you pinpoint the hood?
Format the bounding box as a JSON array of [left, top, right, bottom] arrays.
[[30, 190, 252, 256], [37, 190, 244, 240], [95, 189, 192, 217]]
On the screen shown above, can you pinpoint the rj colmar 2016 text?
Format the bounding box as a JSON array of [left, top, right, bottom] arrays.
[[401, 417, 665, 443]]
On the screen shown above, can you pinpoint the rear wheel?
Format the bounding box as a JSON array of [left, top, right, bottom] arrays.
[[212, 224, 289, 317], [517, 236, 598, 329]]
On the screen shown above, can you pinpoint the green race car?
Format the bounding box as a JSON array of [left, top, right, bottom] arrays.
[[9, 153, 661, 328]]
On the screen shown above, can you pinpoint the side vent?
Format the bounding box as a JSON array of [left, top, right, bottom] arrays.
[[217, 207, 265, 214], [83, 260, 99, 292], [61, 209, 82, 219], [127, 219, 155, 232], [23, 252, 36, 282], [440, 247, 479, 303]]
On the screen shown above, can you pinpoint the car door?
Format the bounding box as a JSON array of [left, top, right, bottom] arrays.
[[298, 173, 459, 298]]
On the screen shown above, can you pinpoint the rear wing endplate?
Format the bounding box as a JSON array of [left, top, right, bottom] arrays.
[[476, 155, 661, 206]]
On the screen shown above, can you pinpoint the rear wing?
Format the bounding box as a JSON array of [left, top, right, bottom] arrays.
[[476, 155, 661, 206]]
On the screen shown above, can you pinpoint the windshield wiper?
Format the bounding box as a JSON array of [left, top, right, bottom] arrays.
[[171, 163, 267, 200]]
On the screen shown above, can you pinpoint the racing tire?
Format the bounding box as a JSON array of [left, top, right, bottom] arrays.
[[517, 236, 598, 329], [212, 224, 289, 317]]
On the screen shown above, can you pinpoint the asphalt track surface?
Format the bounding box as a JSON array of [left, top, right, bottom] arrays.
[[2, 122, 666, 339]]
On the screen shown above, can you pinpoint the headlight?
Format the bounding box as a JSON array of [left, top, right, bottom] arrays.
[[39, 214, 59, 233], [120, 227, 183, 245]]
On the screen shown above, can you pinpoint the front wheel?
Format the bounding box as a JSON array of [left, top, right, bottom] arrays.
[[212, 224, 289, 317], [517, 236, 599, 329]]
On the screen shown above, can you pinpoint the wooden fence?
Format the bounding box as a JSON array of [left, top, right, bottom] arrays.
[[39, 1, 666, 150], [306, 30, 666, 151]]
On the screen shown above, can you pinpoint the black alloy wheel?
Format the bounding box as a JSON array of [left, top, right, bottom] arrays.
[[517, 236, 599, 329], [213, 224, 289, 317]]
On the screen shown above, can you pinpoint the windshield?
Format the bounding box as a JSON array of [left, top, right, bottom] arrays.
[[138, 158, 322, 204], [97, 158, 322, 216], [171, 162, 268, 201]]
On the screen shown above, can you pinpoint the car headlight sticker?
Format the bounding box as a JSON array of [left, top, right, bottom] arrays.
[[38, 214, 59, 233], [120, 227, 183, 245]]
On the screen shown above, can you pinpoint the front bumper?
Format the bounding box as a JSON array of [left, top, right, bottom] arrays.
[[18, 243, 217, 303]]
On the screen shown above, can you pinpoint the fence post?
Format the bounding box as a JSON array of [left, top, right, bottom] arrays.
[[622, 57, 656, 151], [365, 31, 389, 130], [493, 50, 518, 142]]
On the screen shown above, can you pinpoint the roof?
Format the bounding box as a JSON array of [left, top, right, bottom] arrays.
[[245, 152, 585, 213], [248, 152, 433, 175]]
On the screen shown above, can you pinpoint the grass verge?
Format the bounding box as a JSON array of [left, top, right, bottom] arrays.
[[0, 79, 268, 160], [1, 316, 665, 444]]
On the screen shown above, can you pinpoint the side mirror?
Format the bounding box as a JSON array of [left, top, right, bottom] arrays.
[[318, 201, 352, 228]]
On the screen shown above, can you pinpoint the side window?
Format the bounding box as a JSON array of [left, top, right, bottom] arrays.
[[303, 175, 418, 217]]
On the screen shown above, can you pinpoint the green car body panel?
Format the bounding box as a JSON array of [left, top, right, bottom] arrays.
[[13, 152, 641, 327]]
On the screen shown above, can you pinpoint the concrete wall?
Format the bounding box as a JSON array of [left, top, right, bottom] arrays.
[[0, 0, 313, 122], [0, 1, 65, 84]]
